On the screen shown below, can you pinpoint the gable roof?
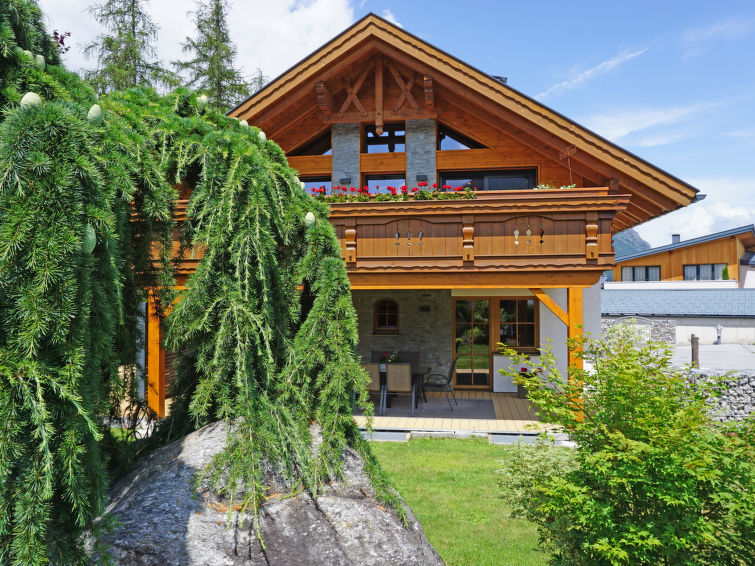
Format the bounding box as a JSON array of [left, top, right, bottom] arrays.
[[616, 224, 755, 263], [602, 289, 755, 318], [229, 12, 698, 230]]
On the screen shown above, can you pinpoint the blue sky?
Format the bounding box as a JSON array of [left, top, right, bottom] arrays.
[[40, 0, 755, 246]]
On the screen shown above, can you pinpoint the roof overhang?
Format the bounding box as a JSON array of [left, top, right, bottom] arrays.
[[229, 13, 699, 231]]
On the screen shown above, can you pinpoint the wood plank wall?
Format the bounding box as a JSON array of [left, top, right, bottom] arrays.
[[613, 237, 741, 282]]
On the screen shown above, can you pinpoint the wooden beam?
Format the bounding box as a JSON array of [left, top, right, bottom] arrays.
[[387, 60, 420, 113], [529, 288, 568, 325], [424, 74, 434, 110], [146, 290, 165, 418], [315, 81, 333, 115], [567, 286, 583, 370], [338, 62, 372, 116], [375, 57, 384, 135]]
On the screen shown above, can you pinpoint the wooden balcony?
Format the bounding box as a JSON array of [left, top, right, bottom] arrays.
[[328, 187, 630, 288]]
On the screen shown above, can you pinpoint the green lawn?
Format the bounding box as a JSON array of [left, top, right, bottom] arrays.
[[370, 437, 546, 566]]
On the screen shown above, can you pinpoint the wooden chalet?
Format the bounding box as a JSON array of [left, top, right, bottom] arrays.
[[612, 225, 755, 287], [144, 14, 698, 417]]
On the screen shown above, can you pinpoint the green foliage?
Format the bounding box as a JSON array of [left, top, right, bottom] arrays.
[[498, 326, 755, 565], [721, 265, 730, 280], [84, 0, 178, 94], [0, 3, 175, 562], [157, 97, 402, 531], [173, 0, 249, 110]]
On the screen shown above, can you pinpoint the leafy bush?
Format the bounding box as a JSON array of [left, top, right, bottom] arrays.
[[498, 325, 755, 565]]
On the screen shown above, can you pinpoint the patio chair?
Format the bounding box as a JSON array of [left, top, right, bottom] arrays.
[[422, 357, 459, 410], [385, 363, 419, 417], [363, 363, 385, 416]]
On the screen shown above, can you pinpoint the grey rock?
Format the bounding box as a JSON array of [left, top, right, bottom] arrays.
[[101, 422, 444, 566]]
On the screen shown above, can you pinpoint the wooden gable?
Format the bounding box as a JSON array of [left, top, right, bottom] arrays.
[[229, 13, 698, 231]]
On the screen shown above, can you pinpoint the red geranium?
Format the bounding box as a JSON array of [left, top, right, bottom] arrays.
[[411, 187, 418, 192], [417, 181, 428, 187]]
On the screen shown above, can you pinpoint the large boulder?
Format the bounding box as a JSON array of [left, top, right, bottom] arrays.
[[101, 422, 444, 565]]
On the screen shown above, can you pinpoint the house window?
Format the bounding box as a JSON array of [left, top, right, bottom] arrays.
[[437, 124, 485, 150], [683, 264, 726, 281], [453, 298, 538, 388], [363, 174, 406, 194], [374, 299, 399, 334], [439, 169, 537, 191], [363, 123, 405, 153], [621, 265, 661, 281], [301, 176, 332, 195], [499, 299, 536, 348], [289, 129, 332, 156]]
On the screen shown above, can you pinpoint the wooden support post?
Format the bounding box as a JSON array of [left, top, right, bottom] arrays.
[[146, 290, 165, 418], [375, 57, 384, 135], [691, 334, 699, 368], [567, 287, 583, 370], [423, 75, 434, 110], [529, 288, 567, 325]]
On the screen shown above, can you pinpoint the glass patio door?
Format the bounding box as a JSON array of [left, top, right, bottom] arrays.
[[453, 299, 491, 388]]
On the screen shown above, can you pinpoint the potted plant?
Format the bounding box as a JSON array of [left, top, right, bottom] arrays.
[[379, 351, 402, 372]]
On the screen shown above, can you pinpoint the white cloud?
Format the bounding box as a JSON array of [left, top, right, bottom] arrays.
[[579, 102, 715, 141], [536, 48, 647, 100], [635, 176, 755, 247], [682, 17, 755, 58], [380, 9, 402, 27], [38, 0, 356, 84]]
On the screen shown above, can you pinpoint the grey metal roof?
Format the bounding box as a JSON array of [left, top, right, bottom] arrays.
[[616, 224, 755, 262], [742, 252, 755, 267], [602, 289, 755, 318]]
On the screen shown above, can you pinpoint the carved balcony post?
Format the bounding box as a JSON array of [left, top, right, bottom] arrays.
[[585, 212, 599, 260], [462, 214, 475, 262], [345, 218, 357, 264]]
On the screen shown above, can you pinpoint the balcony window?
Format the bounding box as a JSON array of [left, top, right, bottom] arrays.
[[437, 124, 485, 150], [363, 123, 405, 153], [289, 129, 332, 156], [363, 174, 406, 194], [302, 176, 332, 195], [683, 263, 726, 281], [439, 169, 537, 191], [621, 265, 661, 281]]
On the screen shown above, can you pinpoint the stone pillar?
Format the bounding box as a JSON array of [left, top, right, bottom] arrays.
[[332, 123, 360, 187], [406, 119, 436, 187]]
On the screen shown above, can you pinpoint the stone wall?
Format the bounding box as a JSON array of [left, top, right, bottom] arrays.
[[351, 289, 452, 375], [692, 370, 755, 421], [332, 123, 360, 185], [405, 119, 436, 187], [601, 317, 676, 343]]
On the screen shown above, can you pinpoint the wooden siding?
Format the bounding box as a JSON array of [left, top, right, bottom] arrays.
[[613, 237, 742, 282], [329, 188, 627, 288]]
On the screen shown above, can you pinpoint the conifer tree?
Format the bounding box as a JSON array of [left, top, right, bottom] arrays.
[[173, 0, 249, 109], [0, 2, 174, 563], [84, 0, 177, 94]]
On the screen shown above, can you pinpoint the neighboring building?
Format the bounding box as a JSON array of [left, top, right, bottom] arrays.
[[602, 289, 755, 345], [610, 225, 755, 288], [144, 14, 699, 416]]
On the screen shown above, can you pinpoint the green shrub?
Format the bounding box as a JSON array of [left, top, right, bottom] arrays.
[[498, 326, 755, 565]]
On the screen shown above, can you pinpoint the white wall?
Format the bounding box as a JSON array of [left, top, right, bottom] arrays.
[[740, 266, 755, 288], [675, 318, 755, 345], [604, 280, 738, 290]]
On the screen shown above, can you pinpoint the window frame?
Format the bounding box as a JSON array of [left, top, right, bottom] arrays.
[[373, 298, 400, 335], [683, 263, 727, 281], [362, 122, 406, 153], [438, 168, 538, 191], [621, 265, 661, 281], [452, 297, 540, 390]]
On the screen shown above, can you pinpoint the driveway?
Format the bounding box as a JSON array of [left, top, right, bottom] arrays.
[[670, 344, 755, 371]]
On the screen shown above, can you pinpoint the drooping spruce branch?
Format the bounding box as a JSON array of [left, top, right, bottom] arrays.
[[0, 2, 175, 563]]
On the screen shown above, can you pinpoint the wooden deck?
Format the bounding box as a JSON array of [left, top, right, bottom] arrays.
[[353, 391, 552, 434]]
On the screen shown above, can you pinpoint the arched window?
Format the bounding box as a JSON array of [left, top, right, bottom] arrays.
[[374, 299, 399, 334]]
